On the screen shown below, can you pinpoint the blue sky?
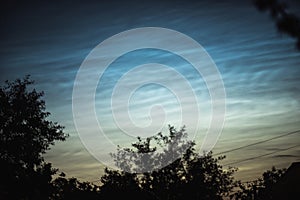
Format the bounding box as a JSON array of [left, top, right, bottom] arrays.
[[1, 0, 300, 182]]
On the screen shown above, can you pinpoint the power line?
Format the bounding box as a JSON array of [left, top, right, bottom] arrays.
[[214, 129, 300, 156], [88, 130, 300, 183], [90, 145, 300, 184], [223, 144, 299, 166]]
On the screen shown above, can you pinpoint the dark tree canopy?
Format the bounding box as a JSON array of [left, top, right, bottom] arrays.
[[0, 76, 68, 199], [0, 76, 67, 167], [50, 172, 100, 200], [100, 126, 238, 200], [232, 167, 286, 200], [0, 77, 293, 199], [253, 0, 300, 50]]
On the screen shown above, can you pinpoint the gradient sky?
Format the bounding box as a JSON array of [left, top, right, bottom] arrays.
[[1, 0, 300, 183]]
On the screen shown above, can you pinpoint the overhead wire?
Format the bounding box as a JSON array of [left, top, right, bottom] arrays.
[[223, 145, 299, 166], [214, 129, 300, 156]]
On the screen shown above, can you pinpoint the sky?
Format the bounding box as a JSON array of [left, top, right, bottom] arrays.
[[1, 0, 300, 183]]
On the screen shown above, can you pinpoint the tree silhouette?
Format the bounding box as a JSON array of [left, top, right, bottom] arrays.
[[0, 76, 68, 199], [50, 172, 100, 200], [253, 0, 300, 50], [100, 125, 238, 200], [232, 167, 286, 200], [1, 76, 293, 199]]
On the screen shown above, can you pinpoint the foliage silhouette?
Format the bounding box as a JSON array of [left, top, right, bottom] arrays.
[[253, 0, 300, 50], [0, 76, 102, 200], [232, 167, 286, 200], [100, 125, 238, 200], [1, 77, 294, 199], [0, 76, 71, 199], [0, 76, 67, 166], [51, 172, 100, 200]]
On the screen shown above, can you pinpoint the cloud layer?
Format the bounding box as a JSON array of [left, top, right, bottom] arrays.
[[1, 0, 299, 182]]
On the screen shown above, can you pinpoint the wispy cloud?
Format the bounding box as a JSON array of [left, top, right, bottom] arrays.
[[1, 0, 300, 182]]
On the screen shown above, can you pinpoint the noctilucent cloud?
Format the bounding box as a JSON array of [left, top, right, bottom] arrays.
[[1, 0, 300, 182]]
